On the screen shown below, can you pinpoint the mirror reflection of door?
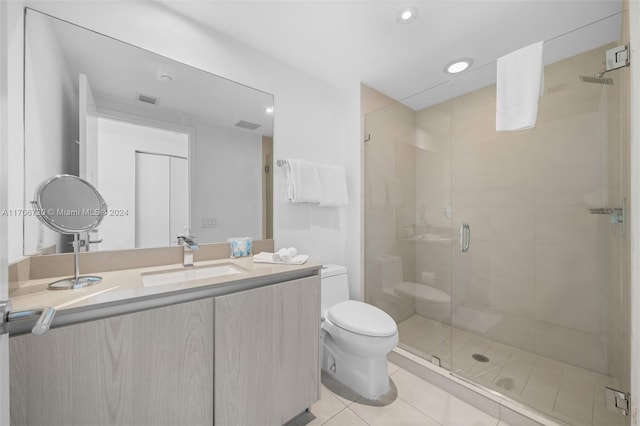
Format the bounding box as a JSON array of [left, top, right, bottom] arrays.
[[98, 117, 189, 251], [262, 136, 273, 240], [135, 152, 188, 248], [78, 73, 99, 251]]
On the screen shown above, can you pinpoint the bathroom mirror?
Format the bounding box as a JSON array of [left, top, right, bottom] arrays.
[[23, 8, 274, 256], [32, 174, 107, 289]]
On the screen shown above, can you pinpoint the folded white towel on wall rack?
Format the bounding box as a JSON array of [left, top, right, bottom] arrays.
[[284, 159, 322, 203], [318, 164, 349, 206]]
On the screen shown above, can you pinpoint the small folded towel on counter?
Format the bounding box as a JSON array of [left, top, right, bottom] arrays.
[[253, 251, 309, 265], [318, 164, 349, 206], [496, 40, 544, 131], [284, 159, 322, 203]]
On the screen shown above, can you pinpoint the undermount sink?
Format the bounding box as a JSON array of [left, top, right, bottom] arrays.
[[141, 263, 246, 287]]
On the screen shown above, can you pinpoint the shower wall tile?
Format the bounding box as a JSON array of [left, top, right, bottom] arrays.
[[534, 322, 607, 374], [453, 240, 490, 274], [486, 314, 535, 352], [451, 268, 490, 307], [535, 244, 602, 286], [489, 206, 535, 243], [490, 274, 534, 318], [453, 207, 492, 241], [485, 133, 535, 174], [535, 205, 602, 245], [533, 112, 602, 170], [487, 171, 535, 208], [535, 278, 600, 334], [489, 242, 535, 279], [534, 165, 602, 207]]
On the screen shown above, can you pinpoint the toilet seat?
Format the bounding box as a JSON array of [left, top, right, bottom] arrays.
[[327, 300, 397, 337]]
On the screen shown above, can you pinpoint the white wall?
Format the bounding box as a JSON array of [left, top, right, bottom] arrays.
[[10, 1, 362, 297], [22, 9, 78, 256], [6, 1, 23, 263]]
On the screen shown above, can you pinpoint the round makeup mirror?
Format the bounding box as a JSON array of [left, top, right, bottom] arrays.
[[32, 174, 107, 290]]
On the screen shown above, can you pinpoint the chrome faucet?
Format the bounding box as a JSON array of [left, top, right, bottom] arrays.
[[177, 234, 199, 267]]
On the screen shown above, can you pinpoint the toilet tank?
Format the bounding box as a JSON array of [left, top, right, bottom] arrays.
[[320, 264, 350, 311]]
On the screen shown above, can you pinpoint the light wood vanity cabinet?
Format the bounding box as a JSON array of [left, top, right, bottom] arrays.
[[214, 276, 321, 426], [9, 274, 320, 426], [10, 297, 215, 426]]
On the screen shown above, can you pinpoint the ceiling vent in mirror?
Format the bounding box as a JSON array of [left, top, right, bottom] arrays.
[[137, 93, 160, 105], [235, 120, 261, 130]]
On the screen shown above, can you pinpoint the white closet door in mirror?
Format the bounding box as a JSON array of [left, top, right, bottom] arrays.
[[169, 157, 189, 246]]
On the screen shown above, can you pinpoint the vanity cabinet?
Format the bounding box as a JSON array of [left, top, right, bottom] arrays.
[[214, 276, 321, 426], [9, 274, 320, 426], [10, 297, 215, 426]]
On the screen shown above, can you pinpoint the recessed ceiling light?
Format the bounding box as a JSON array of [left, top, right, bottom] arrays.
[[265, 106, 274, 114], [444, 58, 473, 74], [397, 7, 418, 23]]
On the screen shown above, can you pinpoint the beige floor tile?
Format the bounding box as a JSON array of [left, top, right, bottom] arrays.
[[391, 368, 500, 426], [390, 368, 451, 422], [592, 401, 626, 426], [323, 408, 369, 426], [442, 398, 500, 426], [321, 371, 361, 406], [553, 391, 594, 426], [492, 362, 534, 395], [520, 381, 558, 412], [395, 315, 621, 426], [287, 385, 347, 426], [387, 360, 400, 376], [349, 394, 440, 426], [559, 365, 597, 400]]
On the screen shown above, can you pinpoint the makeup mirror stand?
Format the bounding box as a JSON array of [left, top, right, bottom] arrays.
[[48, 233, 103, 290]]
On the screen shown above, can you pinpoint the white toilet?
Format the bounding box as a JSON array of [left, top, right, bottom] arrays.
[[320, 264, 398, 399]]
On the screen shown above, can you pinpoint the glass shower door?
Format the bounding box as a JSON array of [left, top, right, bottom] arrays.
[[447, 30, 630, 426], [363, 82, 454, 370]]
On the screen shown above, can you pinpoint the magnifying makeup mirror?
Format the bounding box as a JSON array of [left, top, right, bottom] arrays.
[[32, 174, 107, 290]]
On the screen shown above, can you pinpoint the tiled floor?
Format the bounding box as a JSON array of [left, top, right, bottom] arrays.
[[288, 361, 509, 426], [397, 315, 626, 426]]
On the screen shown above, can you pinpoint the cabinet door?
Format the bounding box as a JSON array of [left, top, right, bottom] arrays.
[[215, 276, 320, 426], [10, 298, 214, 426]]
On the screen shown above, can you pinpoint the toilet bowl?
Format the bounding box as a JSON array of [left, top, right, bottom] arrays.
[[320, 265, 398, 399]]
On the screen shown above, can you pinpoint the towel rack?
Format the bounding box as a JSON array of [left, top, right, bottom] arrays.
[[276, 159, 287, 167]]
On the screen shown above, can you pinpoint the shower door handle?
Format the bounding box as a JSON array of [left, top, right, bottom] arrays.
[[459, 224, 470, 252]]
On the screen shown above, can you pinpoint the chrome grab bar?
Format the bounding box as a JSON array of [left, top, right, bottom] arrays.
[[459, 224, 470, 252], [0, 301, 56, 336]]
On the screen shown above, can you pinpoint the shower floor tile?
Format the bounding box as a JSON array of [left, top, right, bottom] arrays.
[[397, 314, 624, 426]]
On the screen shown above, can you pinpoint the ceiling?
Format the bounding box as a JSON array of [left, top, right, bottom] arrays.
[[31, 9, 275, 136], [158, 0, 623, 110]]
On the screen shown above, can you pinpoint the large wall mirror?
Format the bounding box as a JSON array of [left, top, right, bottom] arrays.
[[24, 8, 274, 256]]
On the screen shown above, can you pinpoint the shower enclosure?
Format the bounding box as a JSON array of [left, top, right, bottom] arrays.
[[364, 13, 629, 426]]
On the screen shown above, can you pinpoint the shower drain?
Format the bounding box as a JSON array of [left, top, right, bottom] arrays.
[[472, 353, 490, 363]]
